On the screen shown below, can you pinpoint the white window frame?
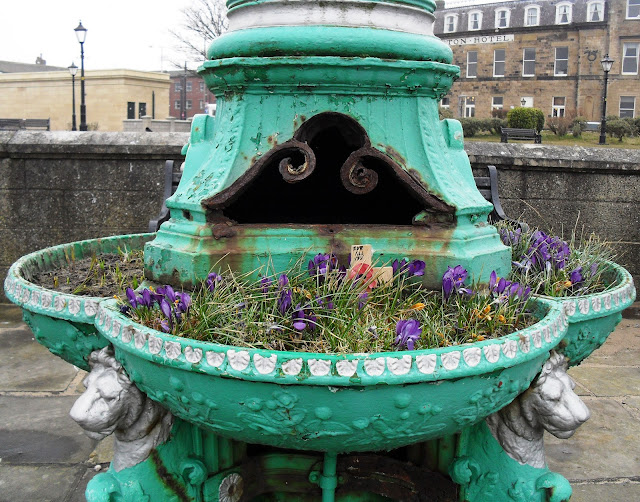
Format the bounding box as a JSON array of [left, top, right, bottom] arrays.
[[444, 14, 458, 33], [495, 8, 510, 29], [556, 2, 572, 24], [586, 1, 604, 22], [199, 81, 205, 92], [174, 100, 181, 110], [525, 5, 540, 26], [627, 0, 640, 19], [186, 99, 192, 110], [493, 49, 506, 77], [174, 82, 182, 92], [622, 43, 639, 75], [492, 96, 504, 110], [465, 96, 476, 118], [468, 10, 482, 31], [620, 96, 636, 117], [440, 97, 450, 109], [523, 48, 536, 76], [554, 47, 569, 76], [552, 97, 566, 117], [467, 51, 478, 78]]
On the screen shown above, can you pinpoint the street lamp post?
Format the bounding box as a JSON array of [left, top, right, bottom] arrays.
[[74, 21, 88, 131], [599, 53, 614, 145], [68, 63, 78, 131]]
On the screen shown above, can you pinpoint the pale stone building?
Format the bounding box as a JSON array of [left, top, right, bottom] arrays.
[[434, 0, 640, 120], [0, 67, 170, 131]]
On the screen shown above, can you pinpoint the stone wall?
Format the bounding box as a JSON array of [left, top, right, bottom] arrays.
[[0, 130, 187, 297], [0, 132, 637, 299], [467, 142, 640, 286]]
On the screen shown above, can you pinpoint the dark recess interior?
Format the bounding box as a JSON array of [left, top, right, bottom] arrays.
[[221, 113, 428, 225]]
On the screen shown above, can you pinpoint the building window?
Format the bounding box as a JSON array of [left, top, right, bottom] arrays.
[[468, 10, 482, 31], [627, 0, 640, 19], [495, 8, 510, 28], [492, 96, 504, 110], [444, 14, 458, 33], [174, 100, 181, 110], [556, 2, 572, 24], [441, 97, 450, 108], [525, 6, 540, 26], [587, 1, 604, 21], [522, 48, 536, 76], [622, 43, 639, 74], [554, 47, 569, 76], [200, 81, 205, 92], [186, 81, 192, 92], [467, 51, 478, 77], [199, 100, 204, 110], [494, 49, 506, 77], [552, 97, 566, 117], [127, 101, 135, 120], [186, 100, 193, 110], [174, 82, 182, 92], [620, 96, 636, 117], [465, 96, 476, 118], [138, 102, 146, 119]]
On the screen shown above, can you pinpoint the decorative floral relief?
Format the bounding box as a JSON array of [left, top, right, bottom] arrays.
[[613, 291, 620, 306], [253, 354, 276, 374], [531, 330, 542, 348], [364, 358, 385, 376], [502, 340, 517, 359], [483, 344, 500, 364], [98, 309, 106, 325], [165, 341, 182, 360], [112, 320, 121, 338], [282, 358, 303, 376], [134, 329, 147, 349], [238, 391, 306, 435], [563, 300, 576, 317], [592, 296, 602, 312], [518, 335, 531, 354], [336, 360, 358, 377], [41, 291, 53, 309], [21, 288, 31, 303], [227, 350, 250, 371], [184, 346, 202, 364], [621, 286, 628, 302], [386, 355, 412, 375], [308, 358, 331, 376], [15, 284, 22, 298], [416, 354, 436, 374], [54, 295, 66, 312], [542, 326, 551, 343], [105, 316, 113, 332], [604, 294, 612, 310], [122, 326, 134, 344], [441, 351, 461, 370], [578, 298, 590, 314], [31, 291, 41, 306], [463, 347, 482, 367], [68, 298, 81, 315], [219, 473, 243, 502], [85, 300, 99, 317], [148, 335, 163, 355], [206, 351, 225, 368]]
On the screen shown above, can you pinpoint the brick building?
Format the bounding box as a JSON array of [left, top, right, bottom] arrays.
[[434, 0, 640, 120], [169, 70, 216, 119]]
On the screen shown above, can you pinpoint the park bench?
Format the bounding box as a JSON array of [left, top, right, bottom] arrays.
[[149, 161, 523, 232], [500, 127, 541, 144], [0, 118, 50, 130]]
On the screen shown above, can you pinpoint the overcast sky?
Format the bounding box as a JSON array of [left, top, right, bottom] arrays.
[[1, 0, 508, 72]]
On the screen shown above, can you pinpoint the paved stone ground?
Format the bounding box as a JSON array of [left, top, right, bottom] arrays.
[[0, 303, 638, 501]]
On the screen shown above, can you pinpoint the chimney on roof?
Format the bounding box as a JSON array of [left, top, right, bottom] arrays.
[[35, 54, 46, 65], [435, 0, 445, 10]]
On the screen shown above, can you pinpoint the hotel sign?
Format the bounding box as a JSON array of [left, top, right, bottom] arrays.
[[444, 34, 515, 46]]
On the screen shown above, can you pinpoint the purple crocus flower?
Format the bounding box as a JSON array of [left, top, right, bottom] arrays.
[[308, 253, 337, 277], [489, 271, 497, 291], [125, 288, 138, 309], [260, 276, 273, 293], [358, 292, 368, 310], [160, 298, 172, 319], [278, 274, 289, 289], [395, 319, 422, 351], [140, 288, 153, 308], [206, 272, 222, 293], [278, 289, 292, 314], [442, 265, 469, 300], [292, 308, 307, 331], [569, 267, 583, 285], [158, 285, 176, 304], [590, 262, 598, 277], [176, 292, 191, 312], [407, 260, 426, 277], [392, 259, 408, 276]]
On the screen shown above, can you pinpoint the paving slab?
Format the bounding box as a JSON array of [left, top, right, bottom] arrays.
[[0, 396, 97, 464], [570, 481, 640, 502], [581, 320, 640, 367], [567, 366, 640, 397], [545, 397, 640, 481], [0, 465, 87, 502], [0, 324, 79, 392]]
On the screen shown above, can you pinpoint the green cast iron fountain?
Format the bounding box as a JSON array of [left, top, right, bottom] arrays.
[[3, 0, 636, 501]]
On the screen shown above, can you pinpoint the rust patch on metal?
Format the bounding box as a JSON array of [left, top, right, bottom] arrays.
[[150, 450, 190, 502]]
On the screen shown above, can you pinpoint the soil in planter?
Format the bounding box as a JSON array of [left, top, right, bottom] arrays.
[[31, 252, 144, 297]]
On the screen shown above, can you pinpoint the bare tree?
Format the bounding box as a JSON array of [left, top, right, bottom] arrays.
[[171, 0, 229, 62]]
